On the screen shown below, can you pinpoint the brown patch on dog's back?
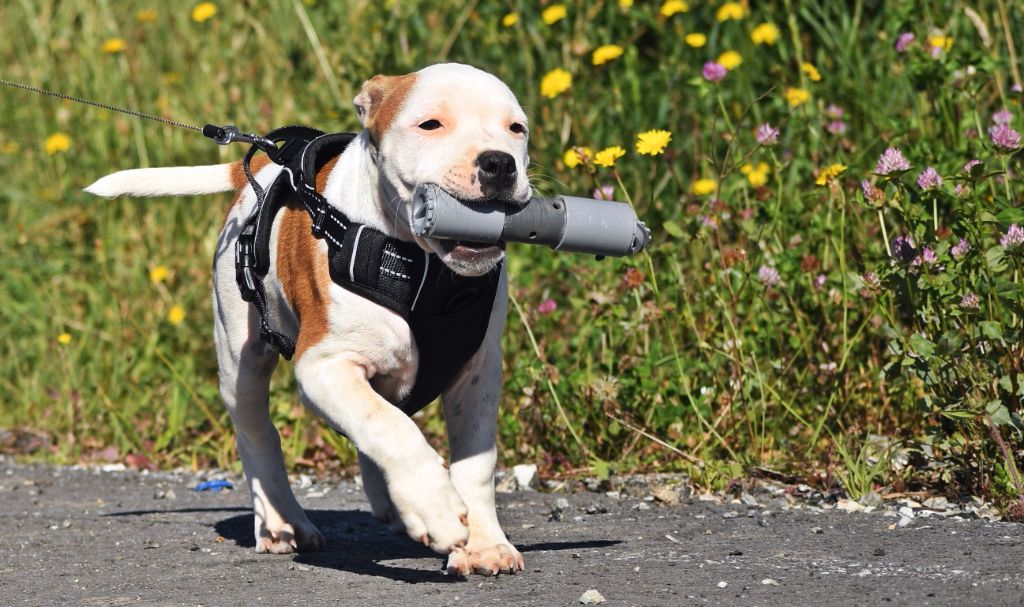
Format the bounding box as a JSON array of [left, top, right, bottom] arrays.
[[362, 73, 419, 144], [274, 157, 341, 359], [276, 204, 331, 360], [221, 155, 274, 228]]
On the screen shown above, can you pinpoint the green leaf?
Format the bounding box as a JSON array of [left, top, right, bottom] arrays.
[[996, 206, 1024, 225], [979, 321, 1003, 341], [908, 333, 936, 358], [986, 246, 1007, 272], [662, 220, 685, 239], [590, 458, 611, 481], [986, 400, 1012, 426]]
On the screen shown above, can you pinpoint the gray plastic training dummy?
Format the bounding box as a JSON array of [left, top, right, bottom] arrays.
[[409, 184, 652, 257]]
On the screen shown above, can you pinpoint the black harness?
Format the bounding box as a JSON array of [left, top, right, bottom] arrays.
[[233, 126, 500, 416]]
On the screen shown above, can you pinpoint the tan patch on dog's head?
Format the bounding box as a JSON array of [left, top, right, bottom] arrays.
[[353, 73, 419, 144]]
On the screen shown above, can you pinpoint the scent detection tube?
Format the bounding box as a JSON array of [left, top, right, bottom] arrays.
[[409, 184, 652, 257]]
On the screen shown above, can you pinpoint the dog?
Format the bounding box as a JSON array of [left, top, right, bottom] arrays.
[[86, 63, 531, 576]]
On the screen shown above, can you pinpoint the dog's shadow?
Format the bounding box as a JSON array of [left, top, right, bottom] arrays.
[[214, 509, 621, 584]]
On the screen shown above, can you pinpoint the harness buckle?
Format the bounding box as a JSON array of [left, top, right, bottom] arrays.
[[310, 204, 327, 238]]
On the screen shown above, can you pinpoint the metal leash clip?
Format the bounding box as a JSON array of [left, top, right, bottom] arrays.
[[202, 124, 277, 151]]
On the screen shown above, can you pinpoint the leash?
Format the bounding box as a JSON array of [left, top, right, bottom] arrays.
[[0, 77, 277, 150]]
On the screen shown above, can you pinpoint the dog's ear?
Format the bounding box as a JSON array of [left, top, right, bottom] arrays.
[[353, 74, 418, 140]]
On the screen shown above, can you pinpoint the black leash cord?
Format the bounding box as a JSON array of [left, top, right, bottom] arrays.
[[0, 77, 204, 133]]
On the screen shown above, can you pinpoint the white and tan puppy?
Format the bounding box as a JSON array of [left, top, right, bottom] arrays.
[[86, 63, 530, 576]]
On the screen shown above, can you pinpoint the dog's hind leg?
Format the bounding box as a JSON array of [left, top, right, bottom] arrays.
[[442, 269, 524, 576], [212, 224, 324, 555]]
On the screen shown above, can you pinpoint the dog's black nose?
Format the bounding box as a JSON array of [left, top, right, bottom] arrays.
[[476, 151, 517, 195]]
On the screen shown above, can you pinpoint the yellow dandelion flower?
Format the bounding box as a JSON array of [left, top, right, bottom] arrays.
[[541, 4, 567, 25], [135, 9, 158, 23], [716, 2, 748, 21], [540, 68, 572, 98], [149, 265, 169, 284], [801, 62, 821, 82], [44, 133, 71, 155], [57, 332, 72, 345], [563, 147, 592, 169], [167, 305, 186, 325], [784, 87, 810, 107], [635, 130, 672, 156], [691, 178, 718, 196], [191, 2, 217, 23], [502, 13, 519, 27], [593, 146, 626, 168], [927, 34, 953, 52], [815, 163, 847, 186], [619, 0, 634, 7], [750, 23, 780, 45], [101, 38, 126, 54], [742, 162, 770, 187], [684, 33, 707, 48], [592, 44, 624, 66], [660, 1, 689, 17], [717, 50, 742, 70]]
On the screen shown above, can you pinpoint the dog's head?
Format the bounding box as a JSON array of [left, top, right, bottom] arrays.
[[353, 63, 530, 276]]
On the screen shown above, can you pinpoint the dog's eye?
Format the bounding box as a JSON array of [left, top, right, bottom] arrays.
[[418, 119, 443, 131], [509, 122, 527, 135]]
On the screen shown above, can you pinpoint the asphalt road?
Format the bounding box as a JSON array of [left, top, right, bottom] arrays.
[[2, 461, 1022, 607]]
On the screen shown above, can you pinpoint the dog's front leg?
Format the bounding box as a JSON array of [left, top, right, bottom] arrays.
[[295, 355, 469, 554], [442, 274, 525, 576]]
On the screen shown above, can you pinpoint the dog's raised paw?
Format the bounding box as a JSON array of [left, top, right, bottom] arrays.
[[387, 464, 469, 554], [255, 520, 325, 554], [446, 543, 524, 576]]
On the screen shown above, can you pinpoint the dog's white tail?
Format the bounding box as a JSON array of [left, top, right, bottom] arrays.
[[84, 164, 236, 198]]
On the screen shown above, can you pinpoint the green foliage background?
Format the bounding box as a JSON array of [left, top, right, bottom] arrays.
[[1, 0, 1022, 502]]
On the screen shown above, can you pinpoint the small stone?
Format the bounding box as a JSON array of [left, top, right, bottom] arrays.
[[873, 547, 886, 557], [650, 485, 680, 506], [697, 493, 723, 504], [555, 497, 570, 510], [61, 519, 71, 528], [898, 506, 914, 519], [761, 578, 779, 586], [923, 496, 951, 510], [513, 464, 538, 490], [717, 581, 728, 589], [740, 493, 760, 507], [810, 526, 823, 534], [585, 504, 608, 515], [897, 516, 913, 528], [722, 511, 739, 519], [836, 499, 865, 513], [859, 491, 884, 508], [495, 473, 518, 494], [164, 489, 176, 500], [578, 589, 606, 604], [636, 502, 651, 511], [189, 542, 199, 551], [143, 539, 160, 549]]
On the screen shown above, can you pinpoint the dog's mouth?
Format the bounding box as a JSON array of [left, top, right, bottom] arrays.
[[440, 239, 506, 255]]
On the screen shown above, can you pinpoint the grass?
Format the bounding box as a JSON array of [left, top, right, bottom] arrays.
[[0, 1, 1022, 508]]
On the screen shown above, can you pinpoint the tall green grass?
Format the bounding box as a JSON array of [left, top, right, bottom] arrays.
[[1, 1, 1021, 505]]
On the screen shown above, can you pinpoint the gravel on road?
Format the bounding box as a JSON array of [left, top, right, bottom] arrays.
[[2, 460, 1022, 607]]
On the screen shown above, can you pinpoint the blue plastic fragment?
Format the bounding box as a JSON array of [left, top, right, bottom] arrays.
[[194, 479, 234, 492]]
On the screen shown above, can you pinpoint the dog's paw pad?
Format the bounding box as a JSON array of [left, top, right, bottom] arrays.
[[255, 520, 325, 554], [446, 543, 524, 576]]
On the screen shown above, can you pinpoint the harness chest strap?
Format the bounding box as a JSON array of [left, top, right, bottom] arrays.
[[235, 128, 501, 415]]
